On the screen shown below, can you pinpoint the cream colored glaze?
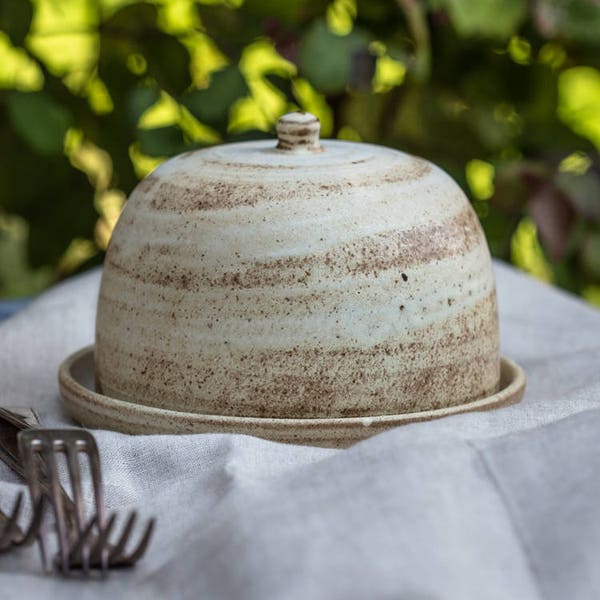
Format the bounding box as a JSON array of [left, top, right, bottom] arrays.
[[95, 112, 500, 418]]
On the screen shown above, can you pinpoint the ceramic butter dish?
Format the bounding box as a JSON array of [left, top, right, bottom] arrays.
[[59, 112, 525, 447]]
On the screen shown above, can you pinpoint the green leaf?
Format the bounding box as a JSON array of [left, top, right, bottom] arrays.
[[581, 232, 600, 278], [226, 129, 272, 143], [0, 0, 33, 46], [492, 162, 530, 212], [183, 66, 248, 130], [7, 92, 72, 155], [127, 86, 161, 127], [0, 119, 98, 270], [264, 74, 295, 103], [298, 19, 370, 94], [196, 6, 263, 62], [142, 33, 191, 96], [0, 214, 53, 297], [138, 126, 186, 157], [441, 0, 527, 39], [99, 3, 191, 95]]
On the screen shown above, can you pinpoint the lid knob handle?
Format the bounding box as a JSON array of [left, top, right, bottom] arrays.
[[276, 112, 322, 153]]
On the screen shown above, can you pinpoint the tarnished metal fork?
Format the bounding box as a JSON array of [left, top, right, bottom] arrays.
[[18, 429, 155, 574]]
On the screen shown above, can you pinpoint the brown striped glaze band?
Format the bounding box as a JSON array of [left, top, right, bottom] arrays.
[[95, 112, 501, 419], [60, 348, 524, 448]]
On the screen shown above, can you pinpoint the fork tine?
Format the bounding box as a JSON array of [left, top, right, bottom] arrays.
[[0, 493, 23, 550], [39, 441, 71, 574], [0, 493, 46, 551], [7, 492, 23, 535], [121, 517, 155, 565], [0, 514, 9, 550], [66, 432, 106, 528], [64, 441, 90, 572], [64, 442, 86, 531], [9, 491, 24, 521], [67, 514, 97, 567], [14, 495, 45, 548], [108, 511, 136, 562], [78, 431, 110, 572], [72, 431, 107, 573], [0, 523, 14, 551], [18, 433, 49, 571], [89, 512, 116, 573], [35, 513, 49, 572], [82, 434, 106, 532]]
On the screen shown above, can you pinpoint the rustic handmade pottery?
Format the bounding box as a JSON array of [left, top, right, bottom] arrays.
[[60, 111, 525, 444]]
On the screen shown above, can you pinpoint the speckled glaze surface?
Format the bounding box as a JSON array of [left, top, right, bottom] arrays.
[[60, 347, 525, 448], [95, 112, 501, 419]]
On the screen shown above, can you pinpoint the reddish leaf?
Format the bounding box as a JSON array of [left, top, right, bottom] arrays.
[[528, 183, 575, 261], [555, 171, 600, 223]]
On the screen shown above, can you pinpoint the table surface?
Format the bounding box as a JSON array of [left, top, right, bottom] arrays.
[[1, 260, 599, 600]]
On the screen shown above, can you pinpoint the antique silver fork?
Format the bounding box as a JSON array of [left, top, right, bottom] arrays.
[[18, 428, 155, 574]]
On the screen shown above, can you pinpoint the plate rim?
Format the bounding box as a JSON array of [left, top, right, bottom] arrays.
[[59, 345, 526, 447]]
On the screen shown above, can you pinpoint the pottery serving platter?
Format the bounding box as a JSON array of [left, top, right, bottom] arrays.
[[60, 346, 525, 448]]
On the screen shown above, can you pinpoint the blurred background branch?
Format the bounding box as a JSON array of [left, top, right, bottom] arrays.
[[0, 0, 599, 306]]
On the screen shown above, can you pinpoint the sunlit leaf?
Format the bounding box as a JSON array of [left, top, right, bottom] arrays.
[[466, 159, 495, 200], [558, 67, 600, 151], [372, 54, 406, 93], [511, 217, 554, 282]]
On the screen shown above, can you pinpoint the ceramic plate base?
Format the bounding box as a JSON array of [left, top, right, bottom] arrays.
[[59, 346, 525, 448]]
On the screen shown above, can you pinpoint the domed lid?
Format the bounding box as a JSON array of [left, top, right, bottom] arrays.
[[96, 109, 500, 424], [148, 111, 434, 207]]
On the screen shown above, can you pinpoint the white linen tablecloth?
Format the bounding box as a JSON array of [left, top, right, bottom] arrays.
[[1, 260, 600, 599]]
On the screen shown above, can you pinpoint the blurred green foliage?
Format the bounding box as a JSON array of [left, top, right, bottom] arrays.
[[0, 0, 600, 305]]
